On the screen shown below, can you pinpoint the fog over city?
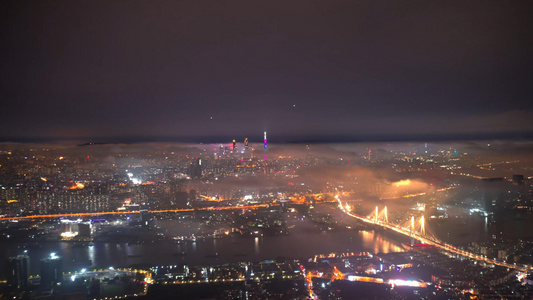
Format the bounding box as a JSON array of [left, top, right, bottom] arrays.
[[1, 138, 533, 299], [2, 0, 533, 297]]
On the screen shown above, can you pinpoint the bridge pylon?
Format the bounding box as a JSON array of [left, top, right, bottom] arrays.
[[410, 216, 415, 237], [420, 216, 425, 236]]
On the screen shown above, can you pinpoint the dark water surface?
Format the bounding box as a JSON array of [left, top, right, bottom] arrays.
[[3, 207, 531, 276], [1, 229, 406, 276]]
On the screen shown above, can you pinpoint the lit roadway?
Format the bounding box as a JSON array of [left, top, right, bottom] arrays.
[[0, 204, 271, 221], [336, 198, 532, 273]]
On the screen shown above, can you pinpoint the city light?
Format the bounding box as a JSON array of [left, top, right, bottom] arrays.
[[394, 179, 411, 187], [336, 196, 530, 272], [3, 1, 531, 297], [0, 139, 531, 298], [68, 182, 85, 190], [60, 231, 78, 238], [389, 279, 427, 288]]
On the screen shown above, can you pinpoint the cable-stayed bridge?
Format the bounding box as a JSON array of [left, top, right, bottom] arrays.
[[336, 197, 532, 273]]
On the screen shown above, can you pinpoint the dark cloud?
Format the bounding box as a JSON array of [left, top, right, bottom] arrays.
[[1, 1, 532, 142]]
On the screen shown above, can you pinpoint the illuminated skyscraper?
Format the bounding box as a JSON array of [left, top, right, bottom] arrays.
[[232, 139, 236, 151], [244, 138, 249, 148]]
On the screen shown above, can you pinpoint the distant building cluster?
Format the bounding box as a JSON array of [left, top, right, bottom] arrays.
[[0, 140, 532, 299]]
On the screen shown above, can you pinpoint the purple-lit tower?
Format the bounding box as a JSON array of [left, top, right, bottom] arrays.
[[264, 131, 267, 151], [264, 131, 268, 161]]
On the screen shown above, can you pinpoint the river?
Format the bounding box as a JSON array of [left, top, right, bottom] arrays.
[[1, 229, 406, 276]]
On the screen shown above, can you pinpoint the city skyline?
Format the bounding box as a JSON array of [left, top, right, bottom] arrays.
[[1, 1, 533, 298], [1, 139, 532, 298]]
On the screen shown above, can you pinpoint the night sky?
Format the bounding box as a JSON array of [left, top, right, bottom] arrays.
[[1, 1, 532, 143]]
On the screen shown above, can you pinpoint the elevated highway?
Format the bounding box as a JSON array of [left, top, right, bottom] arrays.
[[0, 204, 270, 221]]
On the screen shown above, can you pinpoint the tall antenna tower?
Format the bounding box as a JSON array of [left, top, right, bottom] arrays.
[[264, 131, 267, 151]]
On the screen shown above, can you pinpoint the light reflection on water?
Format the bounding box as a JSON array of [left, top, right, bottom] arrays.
[[361, 230, 403, 254], [2, 229, 406, 275]]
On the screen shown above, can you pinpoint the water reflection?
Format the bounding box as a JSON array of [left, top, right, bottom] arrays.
[[5, 229, 407, 275], [360, 230, 403, 254]]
